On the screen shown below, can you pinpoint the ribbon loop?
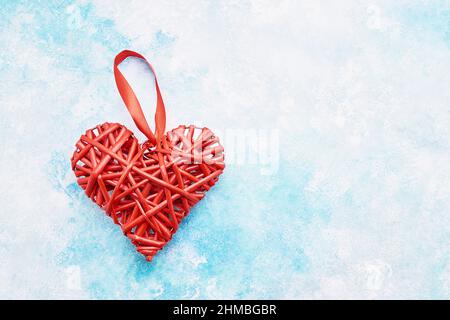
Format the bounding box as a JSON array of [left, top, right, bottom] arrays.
[[114, 50, 166, 145]]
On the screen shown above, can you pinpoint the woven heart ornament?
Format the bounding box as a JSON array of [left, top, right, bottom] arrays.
[[71, 50, 225, 261]]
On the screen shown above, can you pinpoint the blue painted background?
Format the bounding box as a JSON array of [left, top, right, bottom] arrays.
[[1, 0, 450, 299]]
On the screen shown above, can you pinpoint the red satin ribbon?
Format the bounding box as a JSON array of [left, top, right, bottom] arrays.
[[114, 50, 166, 145]]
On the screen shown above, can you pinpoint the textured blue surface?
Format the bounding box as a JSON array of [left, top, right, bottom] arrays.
[[1, 0, 450, 299]]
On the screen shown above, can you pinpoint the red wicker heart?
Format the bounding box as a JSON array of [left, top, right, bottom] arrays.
[[70, 51, 224, 261]]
